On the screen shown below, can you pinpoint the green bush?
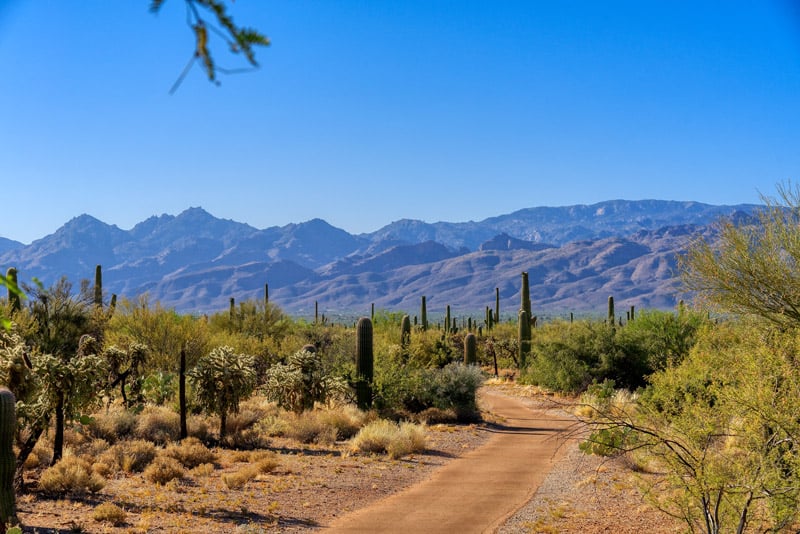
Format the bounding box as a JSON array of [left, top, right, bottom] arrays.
[[261, 348, 348, 413]]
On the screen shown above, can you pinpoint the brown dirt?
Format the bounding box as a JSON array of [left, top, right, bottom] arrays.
[[15, 384, 682, 533]]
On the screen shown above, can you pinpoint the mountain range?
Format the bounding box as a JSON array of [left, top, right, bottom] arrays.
[[0, 200, 757, 318]]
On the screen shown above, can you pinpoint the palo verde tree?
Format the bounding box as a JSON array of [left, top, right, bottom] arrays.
[[680, 182, 800, 327]]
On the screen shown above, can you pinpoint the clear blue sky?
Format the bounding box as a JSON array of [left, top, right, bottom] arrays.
[[1, 1, 799, 244]]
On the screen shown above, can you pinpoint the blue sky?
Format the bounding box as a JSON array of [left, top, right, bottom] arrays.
[[1, 1, 799, 244]]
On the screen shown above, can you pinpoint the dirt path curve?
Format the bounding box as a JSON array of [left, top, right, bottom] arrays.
[[325, 388, 574, 533]]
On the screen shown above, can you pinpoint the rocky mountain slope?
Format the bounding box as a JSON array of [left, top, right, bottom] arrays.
[[0, 201, 753, 316]]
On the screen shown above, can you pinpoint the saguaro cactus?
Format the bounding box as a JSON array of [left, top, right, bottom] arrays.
[[518, 309, 531, 369], [445, 305, 451, 335], [495, 287, 500, 325], [0, 388, 16, 529], [5, 268, 19, 313], [400, 314, 411, 348], [464, 333, 477, 365], [179, 349, 187, 440], [94, 264, 103, 308], [608, 296, 615, 328], [421, 296, 428, 331], [356, 317, 374, 410], [521, 272, 531, 323]]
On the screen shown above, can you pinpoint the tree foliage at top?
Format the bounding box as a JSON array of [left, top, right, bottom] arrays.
[[681, 182, 800, 328], [150, 0, 270, 92]]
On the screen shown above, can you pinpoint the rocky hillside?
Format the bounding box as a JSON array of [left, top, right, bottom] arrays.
[[0, 201, 753, 316]]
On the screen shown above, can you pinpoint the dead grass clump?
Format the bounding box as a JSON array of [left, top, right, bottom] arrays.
[[39, 455, 106, 495], [350, 420, 427, 458], [226, 407, 265, 435], [223, 426, 270, 450], [93, 502, 127, 526], [191, 462, 215, 477], [97, 439, 157, 474], [222, 452, 280, 489], [88, 408, 137, 443], [134, 406, 180, 445], [143, 455, 185, 485], [163, 437, 216, 468], [317, 405, 374, 440], [282, 412, 337, 445]]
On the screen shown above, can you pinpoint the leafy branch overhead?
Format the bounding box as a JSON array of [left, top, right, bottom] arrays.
[[150, 0, 270, 93]]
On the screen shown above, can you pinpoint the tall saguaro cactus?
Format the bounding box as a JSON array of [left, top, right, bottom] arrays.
[[521, 272, 531, 323], [179, 349, 188, 440], [5, 268, 19, 313], [400, 314, 411, 348], [93, 265, 103, 309], [518, 309, 531, 369], [0, 388, 16, 529], [608, 296, 615, 328], [445, 305, 451, 335], [421, 296, 428, 331], [495, 287, 500, 325], [355, 317, 374, 410], [464, 333, 477, 365]]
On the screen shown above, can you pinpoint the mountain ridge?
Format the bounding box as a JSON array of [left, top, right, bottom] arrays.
[[0, 201, 754, 316]]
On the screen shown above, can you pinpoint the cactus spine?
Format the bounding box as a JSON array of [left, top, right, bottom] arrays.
[[94, 264, 103, 308], [355, 317, 374, 410], [464, 333, 477, 365], [421, 296, 428, 331], [0, 388, 16, 528], [518, 309, 531, 369], [5, 268, 19, 314]]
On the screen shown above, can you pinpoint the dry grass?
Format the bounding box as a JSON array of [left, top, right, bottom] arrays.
[[163, 437, 217, 468], [39, 455, 105, 495], [143, 455, 185, 485], [350, 420, 427, 458], [97, 439, 157, 474], [134, 405, 181, 445], [87, 406, 137, 443], [92, 502, 127, 525]]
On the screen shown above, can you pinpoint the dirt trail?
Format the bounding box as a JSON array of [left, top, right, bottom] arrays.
[[325, 388, 574, 533]]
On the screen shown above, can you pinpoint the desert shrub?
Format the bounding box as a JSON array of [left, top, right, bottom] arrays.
[[191, 462, 215, 477], [39, 455, 105, 494], [143, 455, 185, 485], [350, 420, 427, 458], [93, 502, 127, 525], [97, 439, 157, 473], [87, 407, 137, 443], [316, 405, 374, 440], [387, 422, 427, 459], [428, 362, 483, 414], [163, 437, 216, 468], [374, 361, 483, 418], [282, 411, 339, 445], [134, 405, 180, 444]]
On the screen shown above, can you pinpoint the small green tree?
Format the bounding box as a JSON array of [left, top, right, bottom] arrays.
[[188, 345, 256, 440]]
